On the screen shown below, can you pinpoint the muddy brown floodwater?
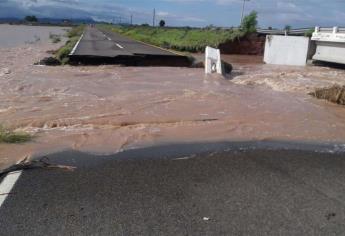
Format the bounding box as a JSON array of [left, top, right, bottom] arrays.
[[1, 25, 345, 169]]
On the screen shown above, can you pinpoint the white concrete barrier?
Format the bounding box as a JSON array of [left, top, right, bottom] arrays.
[[264, 35, 310, 66], [205, 46, 223, 74], [312, 26, 345, 64]]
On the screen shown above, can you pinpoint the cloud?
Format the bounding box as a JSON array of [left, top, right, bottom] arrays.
[[1, 0, 345, 27], [0, 0, 206, 25]]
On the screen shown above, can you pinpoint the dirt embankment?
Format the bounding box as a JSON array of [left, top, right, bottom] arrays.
[[311, 85, 345, 105], [219, 33, 265, 55]]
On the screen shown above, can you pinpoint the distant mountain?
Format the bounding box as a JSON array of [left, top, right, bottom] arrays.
[[0, 17, 97, 24], [0, 17, 21, 23], [39, 18, 97, 24]]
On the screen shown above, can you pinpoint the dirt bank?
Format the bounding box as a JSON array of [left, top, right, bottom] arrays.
[[311, 85, 345, 105], [219, 33, 265, 55]]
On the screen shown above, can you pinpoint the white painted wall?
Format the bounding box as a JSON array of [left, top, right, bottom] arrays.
[[264, 35, 310, 66]]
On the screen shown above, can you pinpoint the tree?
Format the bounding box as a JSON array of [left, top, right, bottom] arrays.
[[240, 11, 258, 33], [159, 20, 166, 27], [284, 25, 291, 32], [25, 15, 38, 22]]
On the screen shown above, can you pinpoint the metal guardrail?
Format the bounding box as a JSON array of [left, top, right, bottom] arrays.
[[317, 27, 345, 33], [256, 28, 312, 35], [312, 26, 345, 43], [257, 27, 345, 36]]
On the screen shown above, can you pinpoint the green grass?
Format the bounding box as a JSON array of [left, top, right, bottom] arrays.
[[67, 25, 85, 38], [55, 25, 85, 64], [304, 28, 314, 37], [0, 126, 31, 144], [98, 24, 245, 53]]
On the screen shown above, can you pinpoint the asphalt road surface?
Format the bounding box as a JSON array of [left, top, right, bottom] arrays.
[[1, 142, 345, 235], [69, 26, 188, 66]]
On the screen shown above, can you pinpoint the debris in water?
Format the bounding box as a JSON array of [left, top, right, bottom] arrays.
[[310, 85, 345, 105], [222, 61, 233, 74], [203, 217, 211, 221], [0, 156, 76, 177], [36, 57, 61, 66], [325, 212, 336, 221], [0, 68, 11, 76]]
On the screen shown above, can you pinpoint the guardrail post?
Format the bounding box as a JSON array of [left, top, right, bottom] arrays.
[[333, 27, 338, 34]]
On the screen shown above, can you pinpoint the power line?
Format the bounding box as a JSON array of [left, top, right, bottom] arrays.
[[153, 8, 156, 27], [240, 0, 250, 25]]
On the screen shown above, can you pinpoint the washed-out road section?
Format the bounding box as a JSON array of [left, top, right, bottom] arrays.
[[69, 26, 190, 66]]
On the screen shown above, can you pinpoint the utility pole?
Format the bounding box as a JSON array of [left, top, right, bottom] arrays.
[[240, 0, 250, 25], [153, 8, 156, 27], [130, 14, 133, 25]]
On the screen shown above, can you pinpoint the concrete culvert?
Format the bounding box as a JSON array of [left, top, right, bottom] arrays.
[[190, 60, 232, 74], [222, 61, 233, 74], [310, 85, 345, 105]]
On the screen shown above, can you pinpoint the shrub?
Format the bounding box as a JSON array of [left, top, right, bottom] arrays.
[[25, 15, 38, 22], [0, 125, 31, 143], [159, 20, 166, 27], [241, 11, 258, 33], [304, 29, 314, 37]]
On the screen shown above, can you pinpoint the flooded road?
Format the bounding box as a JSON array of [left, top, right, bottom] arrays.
[[1, 25, 345, 168]]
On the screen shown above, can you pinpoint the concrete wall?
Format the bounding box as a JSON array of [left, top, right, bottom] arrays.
[[264, 35, 310, 66], [311, 27, 345, 64], [313, 41, 345, 64]]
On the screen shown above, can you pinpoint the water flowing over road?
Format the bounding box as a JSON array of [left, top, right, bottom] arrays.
[[1, 24, 345, 236], [1, 25, 345, 167]]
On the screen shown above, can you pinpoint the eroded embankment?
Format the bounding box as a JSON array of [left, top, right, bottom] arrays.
[[219, 33, 265, 55]]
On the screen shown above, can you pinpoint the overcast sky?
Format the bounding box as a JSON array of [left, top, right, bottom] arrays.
[[1, 0, 344, 28]]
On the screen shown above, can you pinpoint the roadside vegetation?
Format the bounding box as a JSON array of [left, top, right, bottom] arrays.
[[0, 125, 31, 144], [49, 33, 61, 43], [55, 25, 85, 64], [304, 28, 314, 37], [99, 11, 258, 53]]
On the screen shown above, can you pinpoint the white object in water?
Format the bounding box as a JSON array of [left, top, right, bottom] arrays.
[[205, 46, 223, 74]]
